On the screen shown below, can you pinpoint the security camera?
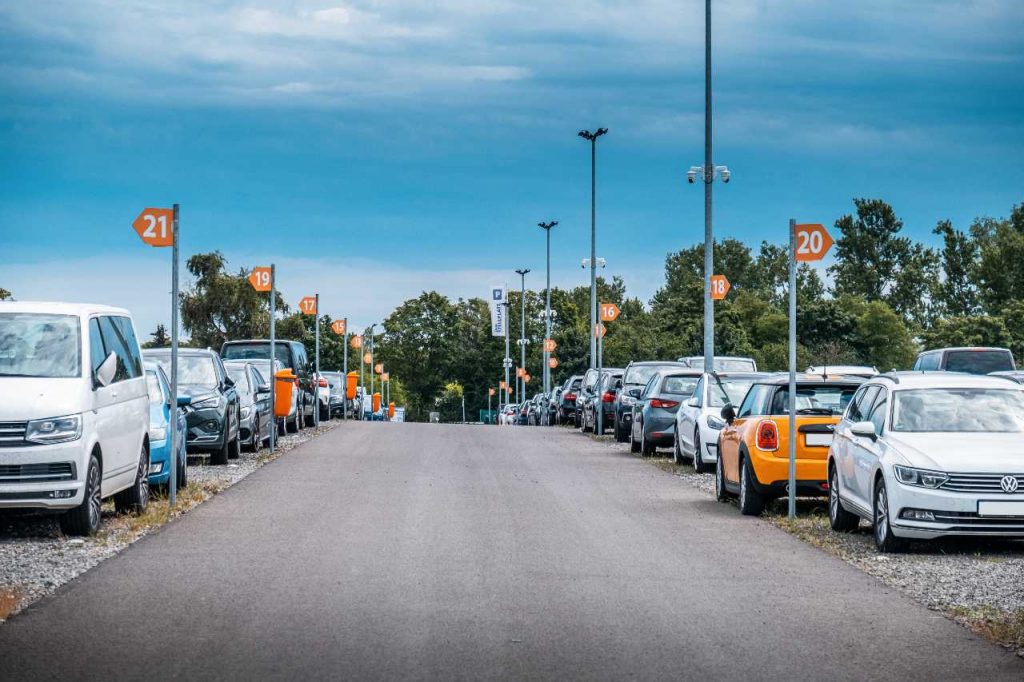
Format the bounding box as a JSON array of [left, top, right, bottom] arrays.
[[687, 170, 696, 184], [721, 169, 730, 183], [580, 259, 588, 269]]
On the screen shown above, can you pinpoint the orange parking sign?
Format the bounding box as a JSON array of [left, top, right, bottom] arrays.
[[299, 297, 317, 315], [794, 224, 834, 262], [331, 319, 346, 335], [132, 207, 174, 247], [600, 303, 620, 322], [710, 275, 730, 301], [248, 267, 272, 292], [351, 335, 363, 349]]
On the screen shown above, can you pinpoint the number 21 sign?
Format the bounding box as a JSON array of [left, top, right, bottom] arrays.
[[132, 208, 175, 247]]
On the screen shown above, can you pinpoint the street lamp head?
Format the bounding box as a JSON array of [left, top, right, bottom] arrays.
[[538, 220, 558, 230], [578, 129, 607, 141], [515, 268, 531, 277], [596, 127, 608, 137], [720, 167, 731, 183]]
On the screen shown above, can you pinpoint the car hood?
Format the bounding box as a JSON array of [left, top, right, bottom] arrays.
[[178, 385, 219, 402], [0, 378, 85, 421], [885, 432, 1024, 472]]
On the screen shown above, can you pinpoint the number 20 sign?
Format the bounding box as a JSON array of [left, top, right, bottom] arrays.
[[794, 223, 834, 262], [132, 207, 175, 247]]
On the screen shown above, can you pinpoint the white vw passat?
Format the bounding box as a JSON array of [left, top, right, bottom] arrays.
[[674, 372, 764, 472], [0, 302, 151, 535], [827, 372, 1024, 552]]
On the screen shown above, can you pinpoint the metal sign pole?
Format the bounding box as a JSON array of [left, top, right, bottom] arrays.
[[597, 326, 604, 436], [314, 293, 320, 429], [788, 218, 797, 519], [269, 264, 276, 454], [168, 204, 179, 508], [342, 318, 348, 420], [370, 326, 375, 407]]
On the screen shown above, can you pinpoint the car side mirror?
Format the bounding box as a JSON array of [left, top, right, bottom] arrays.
[[94, 351, 117, 388], [850, 421, 877, 441], [720, 404, 736, 425], [628, 388, 642, 398], [176, 395, 192, 407], [686, 397, 699, 408], [256, 386, 271, 397], [224, 376, 235, 388]]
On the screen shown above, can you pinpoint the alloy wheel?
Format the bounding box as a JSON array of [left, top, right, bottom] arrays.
[[875, 485, 889, 545], [87, 462, 101, 529]]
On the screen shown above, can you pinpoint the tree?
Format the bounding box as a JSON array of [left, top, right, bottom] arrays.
[[180, 252, 287, 348], [435, 382, 465, 423], [854, 301, 917, 371], [829, 198, 939, 324], [932, 220, 978, 317], [970, 203, 1024, 314], [143, 324, 171, 348], [0, 288, 11, 301], [920, 315, 1011, 351]]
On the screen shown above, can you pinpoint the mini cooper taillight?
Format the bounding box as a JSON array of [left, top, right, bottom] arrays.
[[756, 420, 779, 451]]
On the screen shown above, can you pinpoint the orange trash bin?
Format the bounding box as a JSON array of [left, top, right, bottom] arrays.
[[372, 392, 381, 414], [274, 369, 296, 418], [346, 371, 358, 400], [388, 402, 395, 419]]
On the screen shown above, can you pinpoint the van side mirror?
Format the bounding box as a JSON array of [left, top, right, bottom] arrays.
[[720, 404, 736, 425], [94, 351, 117, 388], [850, 421, 877, 441]]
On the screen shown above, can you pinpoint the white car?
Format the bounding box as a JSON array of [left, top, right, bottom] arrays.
[[677, 355, 758, 372], [0, 302, 151, 535], [827, 372, 1024, 552], [806, 365, 878, 378], [674, 372, 765, 471]]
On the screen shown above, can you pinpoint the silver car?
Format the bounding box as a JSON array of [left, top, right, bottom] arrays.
[[224, 360, 273, 451]]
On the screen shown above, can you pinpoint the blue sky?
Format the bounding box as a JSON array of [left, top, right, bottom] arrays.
[[2, 0, 1023, 335]]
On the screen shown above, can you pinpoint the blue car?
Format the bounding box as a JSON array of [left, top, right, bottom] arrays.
[[145, 362, 190, 491]]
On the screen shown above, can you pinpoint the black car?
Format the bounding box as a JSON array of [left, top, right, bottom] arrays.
[[143, 348, 240, 465], [221, 339, 316, 428], [581, 369, 624, 433], [614, 361, 687, 442], [321, 371, 351, 418], [558, 375, 583, 424], [578, 367, 623, 432]]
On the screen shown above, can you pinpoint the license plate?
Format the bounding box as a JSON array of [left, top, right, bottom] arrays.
[[978, 501, 1024, 517], [805, 433, 832, 447]]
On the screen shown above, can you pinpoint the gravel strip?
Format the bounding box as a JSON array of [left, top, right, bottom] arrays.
[[0, 421, 338, 622], [586, 429, 1024, 655]]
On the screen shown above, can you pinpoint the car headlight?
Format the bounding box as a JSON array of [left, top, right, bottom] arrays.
[[706, 415, 726, 430], [621, 395, 635, 406], [150, 426, 167, 442], [893, 465, 948, 489], [25, 414, 82, 444], [192, 395, 223, 410], [240, 406, 251, 419]]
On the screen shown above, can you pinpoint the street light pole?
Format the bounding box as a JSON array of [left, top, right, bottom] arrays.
[[515, 268, 530, 404], [502, 298, 511, 407], [578, 128, 607, 372], [538, 220, 557, 394]]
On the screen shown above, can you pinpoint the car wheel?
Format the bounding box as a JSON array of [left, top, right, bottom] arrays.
[[60, 454, 102, 536], [114, 443, 150, 515], [672, 433, 684, 465], [176, 450, 188, 491], [640, 427, 655, 457], [873, 478, 907, 553], [228, 431, 241, 460], [738, 456, 766, 516], [615, 421, 627, 443], [828, 465, 860, 532], [714, 448, 730, 502], [693, 431, 710, 473], [245, 416, 259, 453], [287, 411, 299, 434], [630, 425, 641, 453], [210, 432, 230, 465]]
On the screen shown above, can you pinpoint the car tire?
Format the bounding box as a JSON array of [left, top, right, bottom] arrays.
[[672, 434, 684, 465], [630, 426, 641, 453], [210, 433, 230, 465], [738, 456, 766, 516], [615, 421, 627, 443], [245, 415, 259, 453], [176, 450, 188, 491], [287, 410, 299, 434], [692, 431, 710, 473], [640, 427, 655, 457], [228, 432, 241, 460], [114, 443, 150, 515], [873, 478, 907, 553], [828, 465, 860, 532], [60, 454, 102, 536], [714, 448, 730, 502]]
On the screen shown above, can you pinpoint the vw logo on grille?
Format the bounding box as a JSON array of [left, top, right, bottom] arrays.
[[1001, 475, 1020, 493]]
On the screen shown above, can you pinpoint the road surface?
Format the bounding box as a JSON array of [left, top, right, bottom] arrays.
[[1, 423, 1020, 680]]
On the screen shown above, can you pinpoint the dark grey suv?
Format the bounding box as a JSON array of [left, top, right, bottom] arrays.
[[614, 361, 687, 442]]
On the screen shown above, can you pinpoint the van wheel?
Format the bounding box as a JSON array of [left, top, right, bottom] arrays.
[[114, 444, 150, 514], [828, 465, 859, 532], [60, 454, 102, 536], [738, 456, 766, 516]]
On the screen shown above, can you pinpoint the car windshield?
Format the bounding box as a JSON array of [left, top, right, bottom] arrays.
[[222, 343, 292, 368], [145, 370, 164, 403], [944, 350, 1014, 374], [662, 376, 699, 396], [0, 313, 81, 378], [326, 375, 344, 395], [624, 364, 676, 386], [709, 379, 756, 407], [770, 385, 857, 415], [148, 353, 218, 388], [226, 365, 250, 392], [891, 388, 1024, 432]]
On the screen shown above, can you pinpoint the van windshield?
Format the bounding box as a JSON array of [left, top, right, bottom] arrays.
[[944, 350, 1014, 375], [222, 343, 292, 368], [0, 313, 81, 378]]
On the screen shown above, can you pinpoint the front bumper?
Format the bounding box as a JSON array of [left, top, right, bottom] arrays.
[[887, 478, 1024, 538], [0, 440, 86, 510], [185, 407, 227, 452]]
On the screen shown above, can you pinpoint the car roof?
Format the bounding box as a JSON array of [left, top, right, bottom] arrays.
[[222, 339, 300, 346], [918, 346, 1012, 354], [144, 347, 217, 356], [0, 301, 132, 317], [805, 365, 878, 375], [755, 373, 864, 386], [627, 360, 687, 367], [708, 372, 767, 379], [871, 371, 1023, 390]]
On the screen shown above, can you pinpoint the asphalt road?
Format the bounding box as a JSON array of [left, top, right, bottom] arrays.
[[1, 423, 1021, 681]]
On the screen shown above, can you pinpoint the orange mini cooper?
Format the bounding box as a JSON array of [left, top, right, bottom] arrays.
[[715, 375, 863, 515]]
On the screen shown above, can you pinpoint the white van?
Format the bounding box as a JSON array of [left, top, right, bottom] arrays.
[[0, 302, 151, 535]]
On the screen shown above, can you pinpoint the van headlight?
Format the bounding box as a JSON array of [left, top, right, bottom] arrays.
[[26, 414, 83, 444], [893, 465, 948, 489]]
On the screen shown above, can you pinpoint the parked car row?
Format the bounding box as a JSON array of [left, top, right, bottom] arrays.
[[544, 345, 1024, 552], [0, 301, 370, 536]]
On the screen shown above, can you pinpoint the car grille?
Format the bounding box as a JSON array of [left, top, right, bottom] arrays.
[[940, 473, 1024, 494], [0, 462, 76, 483], [0, 422, 29, 447], [927, 510, 1024, 533]]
